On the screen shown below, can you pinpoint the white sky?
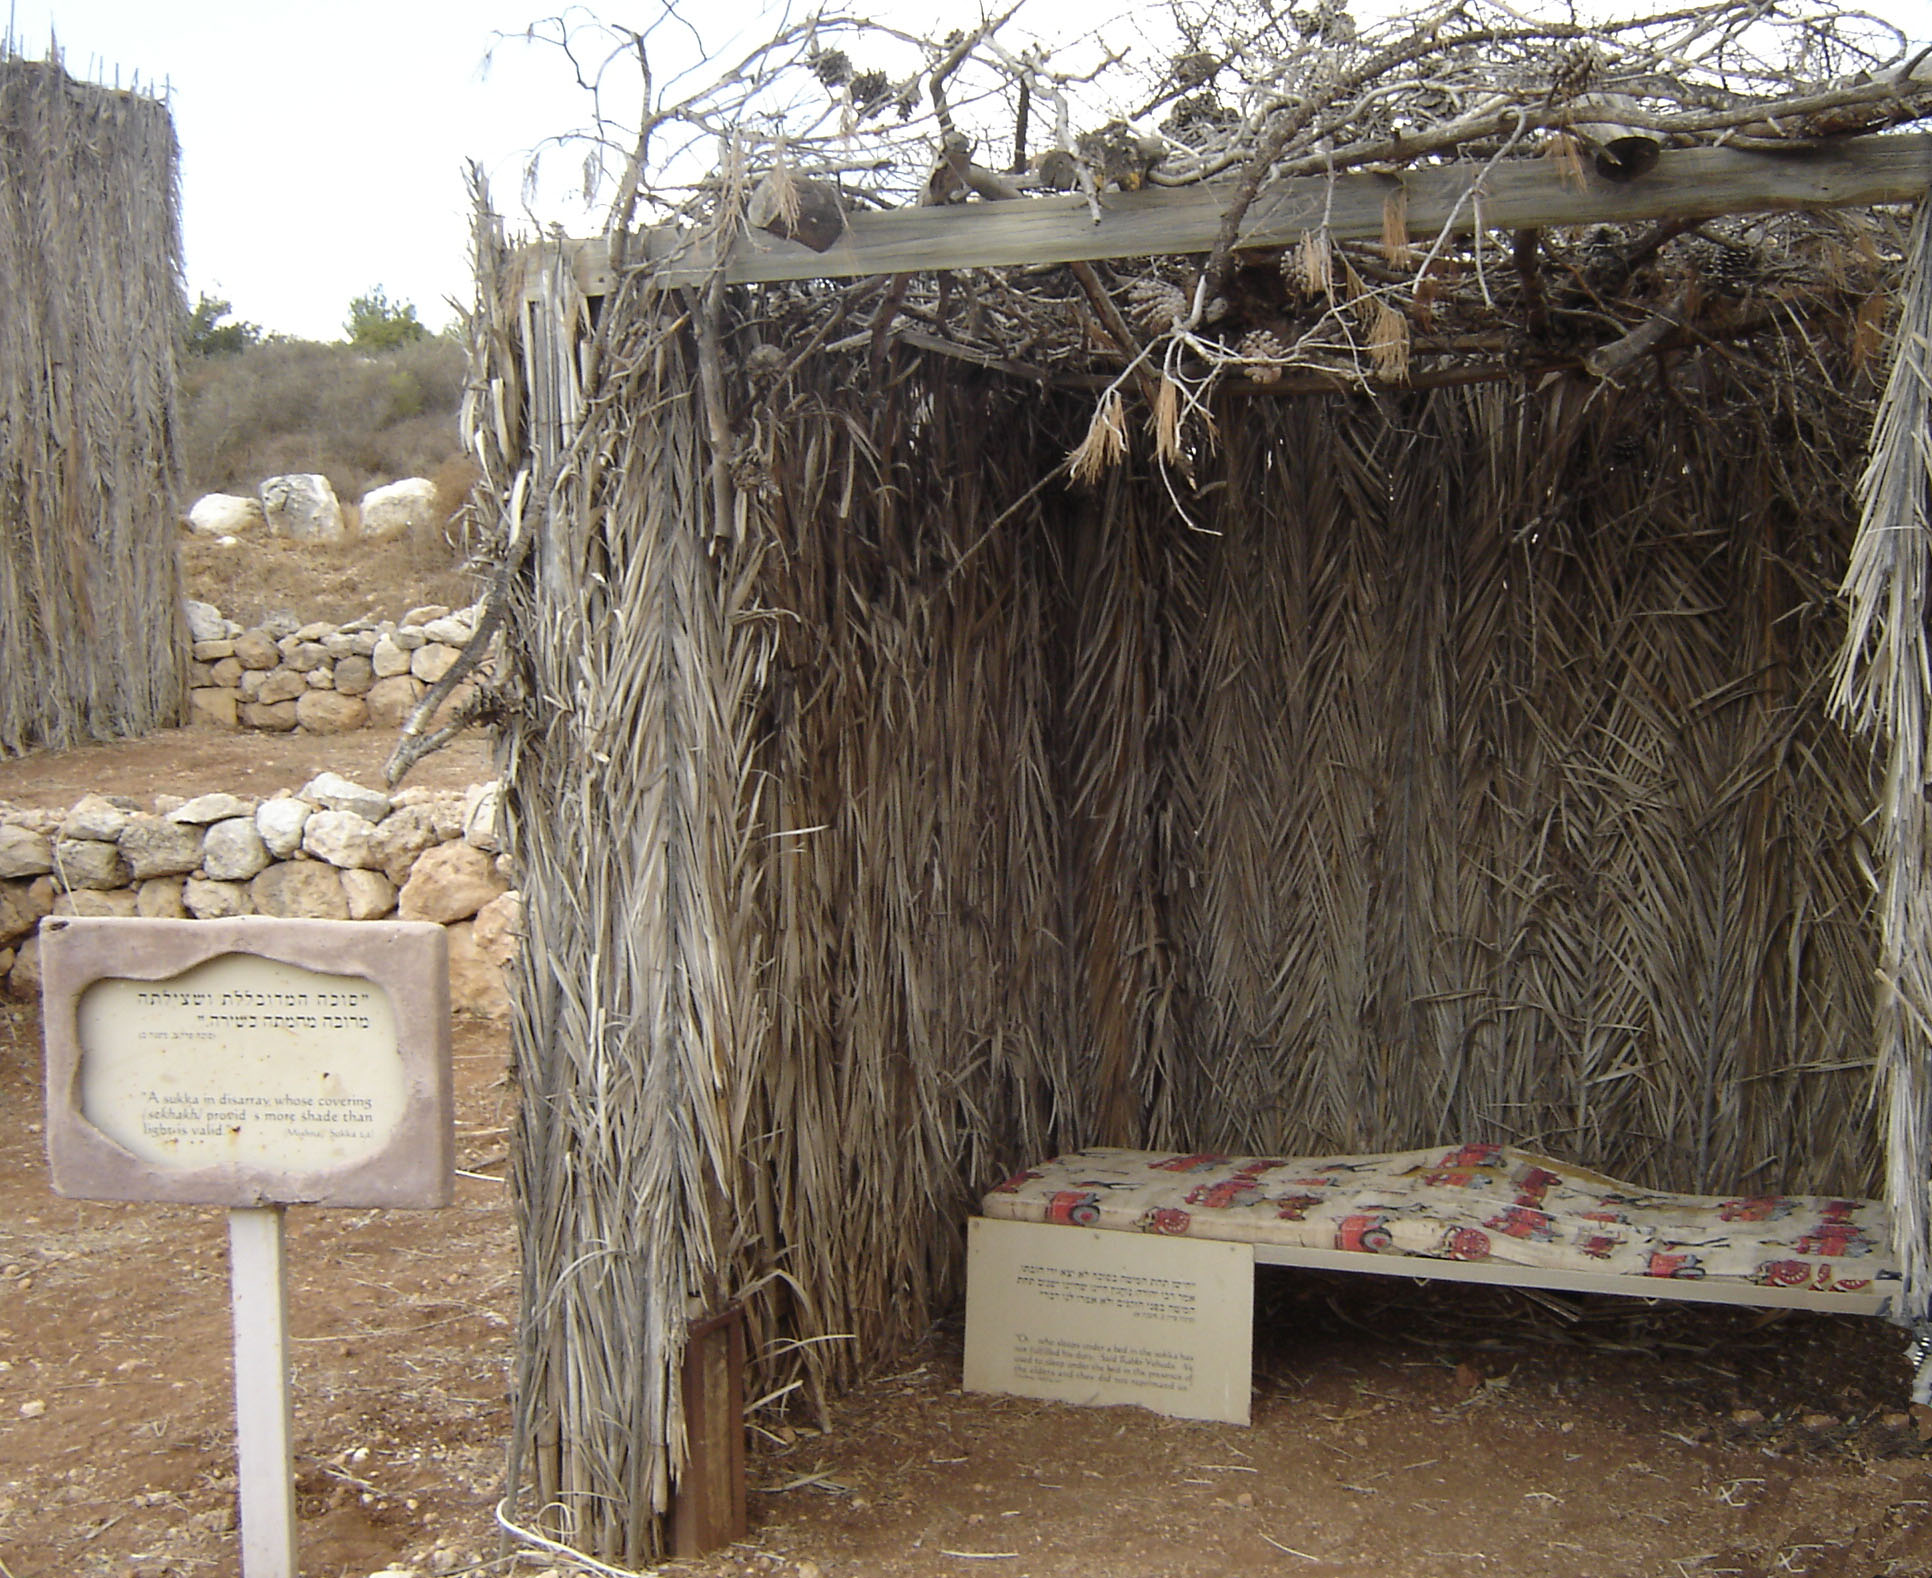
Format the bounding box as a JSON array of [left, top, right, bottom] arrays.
[[14, 0, 1932, 342]]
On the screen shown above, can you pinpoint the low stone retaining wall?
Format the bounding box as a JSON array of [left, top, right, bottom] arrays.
[[0, 773, 516, 1016], [185, 600, 493, 736]]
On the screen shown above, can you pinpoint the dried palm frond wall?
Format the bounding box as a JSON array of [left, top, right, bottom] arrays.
[[0, 55, 187, 754], [480, 234, 1886, 1559]]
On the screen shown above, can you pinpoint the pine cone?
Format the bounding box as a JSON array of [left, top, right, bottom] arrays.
[[1127, 277, 1188, 336], [1550, 44, 1597, 106], [1689, 238, 1755, 292], [1237, 329, 1289, 384]]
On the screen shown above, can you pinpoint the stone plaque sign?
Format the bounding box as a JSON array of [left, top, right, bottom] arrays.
[[43, 916, 451, 1207], [963, 1216, 1254, 1425]]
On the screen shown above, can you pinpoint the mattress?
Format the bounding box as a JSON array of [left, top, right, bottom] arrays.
[[981, 1142, 1899, 1311]]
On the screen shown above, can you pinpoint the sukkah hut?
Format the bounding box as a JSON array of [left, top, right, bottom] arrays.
[[418, 1, 1932, 1562], [0, 51, 187, 755]]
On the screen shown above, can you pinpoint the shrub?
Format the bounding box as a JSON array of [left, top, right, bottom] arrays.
[[180, 335, 467, 502]]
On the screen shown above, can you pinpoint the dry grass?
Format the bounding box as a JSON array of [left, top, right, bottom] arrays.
[[180, 335, 467, 504], [178, 521, 479, 627]]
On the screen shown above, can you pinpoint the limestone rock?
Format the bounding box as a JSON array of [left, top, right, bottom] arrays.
[[398, 841, 508, 924], [233, 629, 281, 670], [0, 879, 53, 947], [428, 794, 467, 843], [240, 700, 299, 732], [170, 793, 257, 826], [118, 814, 205, 880], [0, 825, 53, 879], [411, 643, 460, 684], [135, 878, 189, 920], [189, 688, 240, 731], [359, 477, 438, 541], [187, 493, 264, 536], [368, 805, 439, 885], [54, 838, 128, 890], [208, 657, 245, 688], [256, 798, 312, 858], [250, 861, 349, 919], [203, 817, 272, 882], [364, 675, 423, 728], [60, 794, 136, 842], [295, 691, 368, 734], [300, 772, 391, 822], [370, 634, 412, 678], [6, 933, 41, 999], [402, 604, 450, 626], [257, 669, 308, 706], [444, 919, 510, 1018], [53, 889, 140, 918], [462, 782, 501, 853], [472, 890, 522, 967], [184, 600, 227, 643], [261, 473, 345, 542], [340, 867, 397, 921], [421, 611, 475, 646], [302, 810, 377, 869], [193, 638, 236, 661], [184, 878, 256, 919], [333, 655, 376, 697], [428, 681, 479, 731]]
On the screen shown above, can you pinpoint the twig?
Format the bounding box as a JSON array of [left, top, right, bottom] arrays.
[[1260, 1533, 1323, 1560]]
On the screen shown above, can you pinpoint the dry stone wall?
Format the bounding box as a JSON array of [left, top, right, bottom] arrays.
[[0, 772, 517, 1016], [185, 600, 492, 736]]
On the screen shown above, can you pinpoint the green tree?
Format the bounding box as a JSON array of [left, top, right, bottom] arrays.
[[183, 292, 262, 357], [344, 286, 431, 351]]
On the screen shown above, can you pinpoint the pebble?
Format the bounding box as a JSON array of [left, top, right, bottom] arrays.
[[18, 1399, 45, 1419]]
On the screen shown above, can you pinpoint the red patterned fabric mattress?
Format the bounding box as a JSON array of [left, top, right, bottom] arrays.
[[981, 1143, 1899, 1312]]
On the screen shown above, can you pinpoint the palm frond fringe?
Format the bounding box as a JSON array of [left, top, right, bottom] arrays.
[[1832, 191, 1932, 1318]]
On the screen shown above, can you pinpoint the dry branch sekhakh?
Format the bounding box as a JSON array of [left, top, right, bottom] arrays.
[[435, 2, 1932, 1563], [0, 53, 188, 755]]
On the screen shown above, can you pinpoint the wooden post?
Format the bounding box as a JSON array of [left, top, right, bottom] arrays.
[[228, 1205, 297, 1578], [671, 1305, 747, 1557]]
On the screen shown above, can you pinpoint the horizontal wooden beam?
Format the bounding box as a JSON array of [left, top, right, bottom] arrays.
[[562, 132, 1932, 294]]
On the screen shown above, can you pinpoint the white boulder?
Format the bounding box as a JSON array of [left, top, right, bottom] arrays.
[[261, 474, 345, 542], [186, 493, 265, 536], [358, 478, 438, 541], [184, 600, 227, 643], [299, 772, 391, 823], [255, 798, 311, 859]]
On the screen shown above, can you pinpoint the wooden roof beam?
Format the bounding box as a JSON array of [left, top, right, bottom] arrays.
[[573, 132, 1932, 293]]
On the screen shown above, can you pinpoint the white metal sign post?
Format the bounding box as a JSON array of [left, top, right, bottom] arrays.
[[39, 916, 454, 1578]]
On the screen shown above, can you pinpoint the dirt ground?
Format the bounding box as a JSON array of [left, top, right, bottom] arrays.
[[6, 732, 1932, 1578]]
